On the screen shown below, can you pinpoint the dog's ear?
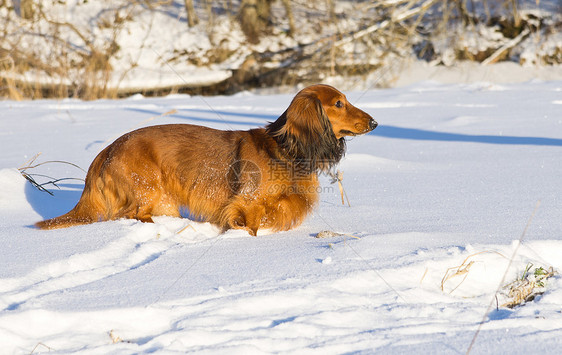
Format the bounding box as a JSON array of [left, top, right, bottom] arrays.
[[285, 92, 332, 143], [266, 92, 345, 172]]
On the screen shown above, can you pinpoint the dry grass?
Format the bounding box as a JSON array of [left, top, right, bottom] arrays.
[[315, 230, 360, 240], [109, 329, 123, 344], [328, 169, 350, 207], [501, 263, 556, 308], [439, 249, 556, 307], [109, 329, 134, 344], [1, 1, 128, 100], [29, 342, 54, 354], [0, 49, 118, 101], [18, 153, 85, 195], [0, 56, 23, 100], [440, 251, 507, 294]]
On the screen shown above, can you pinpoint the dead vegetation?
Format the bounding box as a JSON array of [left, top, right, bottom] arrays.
[[1, 0, 561, 99], [29, 342, 54, 354], [1, 0, 134, 99], [501, 263, 556, 308], [440, 251, 507, 294], [439, 250, 557, 309], [18, 153, 85, 196]]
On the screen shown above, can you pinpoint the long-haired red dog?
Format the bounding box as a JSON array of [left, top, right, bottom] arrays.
[[36, 85, 376, 235]]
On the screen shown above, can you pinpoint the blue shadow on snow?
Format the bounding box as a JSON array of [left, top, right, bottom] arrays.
[[25, 182, 83, 221], [371, 125, 562, 147], [126, 107, 277, 128]]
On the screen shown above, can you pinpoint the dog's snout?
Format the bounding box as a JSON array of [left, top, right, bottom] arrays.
[[369, 118, 378, 131]]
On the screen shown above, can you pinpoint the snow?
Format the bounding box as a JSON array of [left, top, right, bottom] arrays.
[[1, 80, 562, 353]]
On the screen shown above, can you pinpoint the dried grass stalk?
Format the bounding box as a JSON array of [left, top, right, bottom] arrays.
[[441, 251, 506, 293], [501, 264, 556, 308], [18, 153, 85, 195]]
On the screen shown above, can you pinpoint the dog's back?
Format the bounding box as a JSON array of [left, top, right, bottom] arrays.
[[36, 124, 237, 229]]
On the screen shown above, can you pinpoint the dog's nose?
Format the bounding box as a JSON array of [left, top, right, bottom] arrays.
[[369, 118, 378, 131]]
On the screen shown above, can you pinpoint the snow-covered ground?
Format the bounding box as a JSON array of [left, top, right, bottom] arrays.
[[1, 80, 561, 353]]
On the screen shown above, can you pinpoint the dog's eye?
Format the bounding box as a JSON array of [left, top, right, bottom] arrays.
[[335, 100, 343, 108]]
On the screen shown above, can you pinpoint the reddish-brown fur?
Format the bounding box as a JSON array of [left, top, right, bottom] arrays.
[[35, 85, 377, 235]]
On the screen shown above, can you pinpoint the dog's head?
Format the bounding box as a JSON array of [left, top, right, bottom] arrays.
[[301, 84, 377, 139], [267, 84, 376, 172]]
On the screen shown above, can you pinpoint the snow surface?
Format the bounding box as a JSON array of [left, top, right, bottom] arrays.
[[1, 81, 562, 353]]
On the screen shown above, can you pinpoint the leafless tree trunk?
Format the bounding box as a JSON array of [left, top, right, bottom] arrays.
[[16, 0, 35, 19], [456, 0, 472, 26], [203, 0, 216, 29], [238, 0, 273, 44], [326, 0, 336, 23], [239, 0, 259, 43], [184, 0, 199, 27], [281, 0, 295, 36], [510, 0, 521, 27], [257, 0, 272, 26], [223, 0, 233, 19]]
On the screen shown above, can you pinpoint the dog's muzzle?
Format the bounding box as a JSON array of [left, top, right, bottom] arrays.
[[369, 119, 378, 131]]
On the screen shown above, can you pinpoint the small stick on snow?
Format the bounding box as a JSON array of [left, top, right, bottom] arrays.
[[315, 230, 360, 239], [176, 224, 196, 235], [440, 251, 506, 292], [109, 330, 123, 344], [30, 342, 54, 354], [329, 170, 351, 207], [420, 267, 428, 284]]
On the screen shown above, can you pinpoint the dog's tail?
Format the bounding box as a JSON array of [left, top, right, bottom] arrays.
[[35, 145, 114, 230], [35, 180, 111, 229], [35, 178, 106, 230], [35, 207, 96, 230]]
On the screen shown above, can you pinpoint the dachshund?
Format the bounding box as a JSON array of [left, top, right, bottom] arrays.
[[35, 84, 377, 235]]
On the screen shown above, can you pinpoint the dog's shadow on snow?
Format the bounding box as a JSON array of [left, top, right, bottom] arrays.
[[25, 182, 83, 221], [372, 125, 562, 146]]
